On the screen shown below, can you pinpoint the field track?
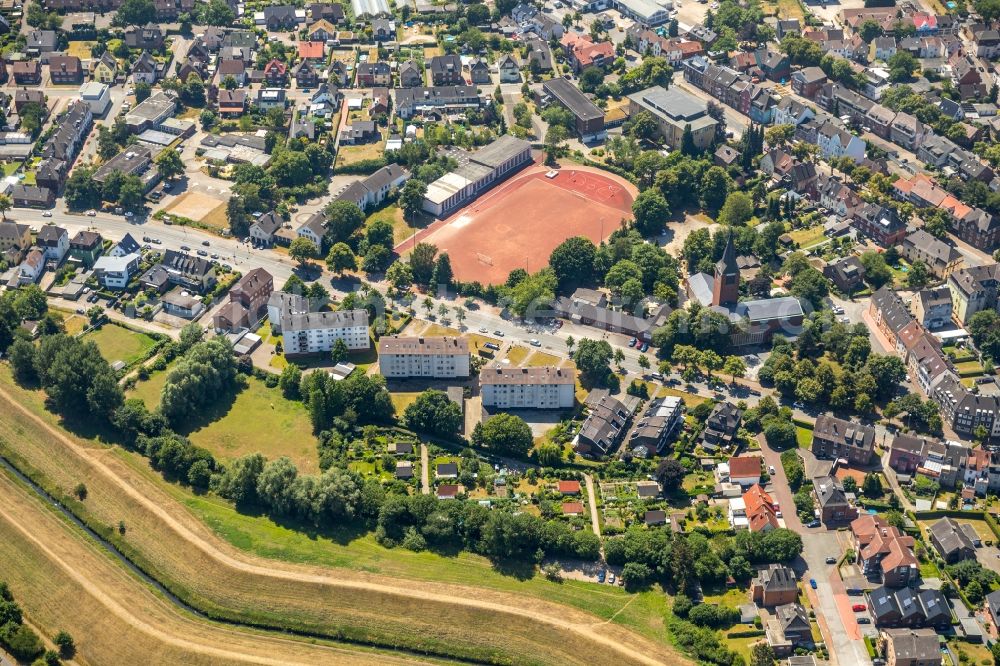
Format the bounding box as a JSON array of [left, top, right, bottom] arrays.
[[0, 387, 687, 666]]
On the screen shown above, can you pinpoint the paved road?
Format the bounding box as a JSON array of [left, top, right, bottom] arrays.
[[420, 444, 429, 495], [758, 436, 871, 666]]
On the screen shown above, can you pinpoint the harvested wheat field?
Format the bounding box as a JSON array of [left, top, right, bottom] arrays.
[[0, 372, 686, 666], [0, 470, 446, 666]]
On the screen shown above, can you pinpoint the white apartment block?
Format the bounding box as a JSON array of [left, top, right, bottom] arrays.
[[282, 309, 370, 354], [378, 336, 470, 378], [480, 366, 576, 409]]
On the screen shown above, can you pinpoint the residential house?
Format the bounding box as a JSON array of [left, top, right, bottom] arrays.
[[575, 392, 630, 457], [744, 484, 779, 533], [297, 40, 325, 62], [218, 89, 248, 118], [124, 24, 164, 50], [880, 628, 942, 666], [467, 58, 490, 85], [628, 395, 684, 455], [815, 121, 866, 162], [394, 85, 484, 120], [791, 66, 828, 97], [952, 207, 1000, 251], [294, 60, 319, 88], [249, 211, 283, 246], [12, 60, 41, 85], [890, 112, 926, 150], [255, 88, 286, 111], [308, 18, 339, 42], [811, 415, 876, 465], [16, 249, 44, 284], [952, 53, 990, 100], [68, 230, 102, 267], [824, 256, 866, 294], [371, 18, 395, 41], [728, 456, 761, 488], [948, 263, 1000, 325], [35, 225, 68, 263], [217, 58, 248, 87], [264, 59, 288, 86], [270, 293, 369, 354], [775, 603, 811, 645], [928, 516, 977, 563], [339, 119, 377, 144], [48, 56, 83, 84], [161, 291, 204, 319], [356, 60, 390, 86], [900, 229, 963, 278], [750, 565, 798, 607], [10, 185, 54, 208], [130, 51, 159, 84], [913, 287, 952, 330], [141, 249, 216, 294], [868, 586, 950, 628], [853, 202, 906, 246], [26, 30, 57, 57], [429, 54, 463, 85], [398, 60, 423, 87], [702, 403, 742, 451], [93, 252, 140, 289], [0, 222, 31, 264], [309, 83, 342, 118], [259, 5, 302, 30], [773, 97, 814, 127], [813, 475, 857, 524], [560, 33, 615, 73], [870, 286, 917, 348], [874, 36, 898, 61], [310, 3, 344, 23], [818, 175, 863, 218], [378, 336, 470, 378], [851, 514, 919, 587], [498, 53, 520, 82], [931, 372, 1000, 440]]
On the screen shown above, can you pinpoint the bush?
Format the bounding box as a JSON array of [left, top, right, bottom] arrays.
[[687, 603, 740, 628]]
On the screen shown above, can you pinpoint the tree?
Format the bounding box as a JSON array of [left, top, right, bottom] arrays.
[[431, 253, 454, 290], [750, 643, 776, 666], [363, 244, 392, 273], [544, 124, 568, 165], [681, 124, 697, 156], [114, 0, 155, 25], [473, 412, 532, 456], [717, 191, 754, 226], [160, 338, 238, 425], [656, 458, 685, 491], [323, 200, 365, 244], [638, 354, 650, 371], [887, 51, 918, 82], [398, 178, 427, 221], [410, 242, 438, 286], [155, 148, 184, 180], [118, 175, 146, 212], [278, 363, 301, 399], [403, 390, 462, 438], [578, 65, 605, 92], [723, 356, 746, 384], [548, 236, 596, 292], [0, 194, 11, 221], [700, 350, 723, 378], [289, 237, 318, 266], [327, 337, 349, 365], [54, 631, 75, 659], [326, 242, 356, 274], [862, 473, 882, 498], [386, 261, 413, 291], [573, 339, 613, 384], [631, 189, 670, 236], [213, 453, 265, 505], [700, 167, 731, 214], [198, 0, 236, 25]]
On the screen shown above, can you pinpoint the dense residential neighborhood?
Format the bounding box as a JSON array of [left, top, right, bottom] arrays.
[[1, 0, 1000, 663]]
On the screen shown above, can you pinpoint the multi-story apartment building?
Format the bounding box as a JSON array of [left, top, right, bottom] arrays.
[[811, 415, 876, 465], [378, 336, 470, 378], [282, 310, 369, 355], [947, 263, 1000, 325], [479, 366, 575, 409]]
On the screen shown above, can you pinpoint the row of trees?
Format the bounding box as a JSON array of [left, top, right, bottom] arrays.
[[0, 581, 75, 664]]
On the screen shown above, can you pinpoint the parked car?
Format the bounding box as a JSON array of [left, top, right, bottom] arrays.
[[597, 570, 606, 583], [196, 250, 208, 257], [484, 343, 500, 351], [639, 342, 649, 352], [42, 211, 52, 217], [201, 240, 210, 246], [85, 209, 96, 217], [857, 617, 870, 624], [529, 339, 541, 347], [608, 573, 615, 584], [494, 330, 504, 337], [825, 556, 837, 564], [180, 245, 191, 251], [809, 579, 817, 589], [852, 604, 866, 612], [152, 238, 162, 244], [142, 236, 151, 242], [628, 337, 637, 348], [479, 327, 488, 333], [768, 465, 776, 475], [807, 520, 821, 528]]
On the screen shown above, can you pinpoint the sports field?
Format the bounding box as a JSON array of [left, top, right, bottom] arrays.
[[401, 168, 636, 285]]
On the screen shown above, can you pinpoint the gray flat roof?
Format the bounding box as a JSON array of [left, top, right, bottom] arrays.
[[629, 85, 708, 122], [542, 77, 603, 122], [468, 134, 531, 168]]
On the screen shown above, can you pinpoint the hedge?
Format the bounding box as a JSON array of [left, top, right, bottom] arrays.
[[726, 629, 766, 639], [334, 157, 388, 175]]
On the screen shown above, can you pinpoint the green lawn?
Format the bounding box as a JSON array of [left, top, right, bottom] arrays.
[[128, 366, 173, 409], [796, 426, 813, 448], [184, 377, 320, 474], [85, 324, 158, 366], [787, 225, 826, 249], [390, 391, 422, 415], [366, 204, 427, 245], [955, 360, 985, 377]]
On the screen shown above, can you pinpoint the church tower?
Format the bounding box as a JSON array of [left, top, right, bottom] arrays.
[[712, 233, 740, 307]]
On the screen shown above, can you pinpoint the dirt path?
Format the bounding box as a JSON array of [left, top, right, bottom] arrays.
[[583, 474, 603, 554], [0, 392, 674, 666], [420, 443, 430, 495]]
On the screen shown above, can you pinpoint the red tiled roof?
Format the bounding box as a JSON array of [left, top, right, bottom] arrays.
[[728, 455, 761, 479], [558, 480, 581, 494], [562, 501, 585, 515], [298, 41, 325, 59]]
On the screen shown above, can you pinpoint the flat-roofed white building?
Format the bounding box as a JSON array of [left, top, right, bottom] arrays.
[[379, 336, 470, 378], [421, 135, 533, 217], [480, 365, 576, 409]]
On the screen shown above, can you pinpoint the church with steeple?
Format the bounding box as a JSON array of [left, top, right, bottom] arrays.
[[685, 233, 806, 347]]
